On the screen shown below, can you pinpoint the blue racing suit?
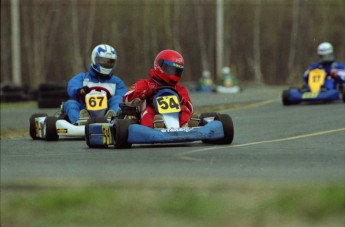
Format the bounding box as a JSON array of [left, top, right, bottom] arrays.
[[303, 60, 345, 90], [64, 67, 127, 124]]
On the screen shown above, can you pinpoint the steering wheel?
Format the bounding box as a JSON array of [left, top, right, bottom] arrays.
[[88, 86, 112, 99]]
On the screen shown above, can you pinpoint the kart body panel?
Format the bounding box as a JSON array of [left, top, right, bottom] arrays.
[[282, 69, 343, 105], [87, 120, 225, 146], [86, 87, 234, 148], [30, 88, 111, 141], [287, 87, 341, 103]]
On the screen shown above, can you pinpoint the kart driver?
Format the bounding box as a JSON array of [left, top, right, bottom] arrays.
[[123, 49, 199, 128], [303, 42, 345, 89], [64, 44, 127, 124]]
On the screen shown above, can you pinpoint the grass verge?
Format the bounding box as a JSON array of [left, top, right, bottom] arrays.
[[1, 180, 344, 227]]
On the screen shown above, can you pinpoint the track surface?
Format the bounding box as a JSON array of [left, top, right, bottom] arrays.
[[1, 86, 345, 183]]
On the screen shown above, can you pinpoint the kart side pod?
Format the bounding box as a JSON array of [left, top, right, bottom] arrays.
[[86, 113, 234, 149]]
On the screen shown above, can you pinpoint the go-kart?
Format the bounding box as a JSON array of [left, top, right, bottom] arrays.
[[29, 87, 113, 141], [86, 87, 234, 149], [282, 68, 345, 105]]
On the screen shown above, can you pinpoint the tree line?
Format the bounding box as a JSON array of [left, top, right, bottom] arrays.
[[1, 0, 344, 90]]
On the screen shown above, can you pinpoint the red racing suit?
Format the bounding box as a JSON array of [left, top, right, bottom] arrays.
[[123, 70, 194, 128]]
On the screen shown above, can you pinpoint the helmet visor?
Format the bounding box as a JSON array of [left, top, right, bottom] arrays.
[[319, 53, 334, 63], [159, 59, 184, 77], [96, 56, 116, 69]]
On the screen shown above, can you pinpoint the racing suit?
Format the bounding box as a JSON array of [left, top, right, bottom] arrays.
[[303, 61, 345, 90], [64, 66, 127, 124], [123, 69, 194, 128]]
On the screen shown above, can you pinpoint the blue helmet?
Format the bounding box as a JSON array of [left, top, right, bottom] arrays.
[[91, 44, 117, 76]]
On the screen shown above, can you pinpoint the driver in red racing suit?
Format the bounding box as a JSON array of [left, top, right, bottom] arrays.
[[123, 50, 199, 128]]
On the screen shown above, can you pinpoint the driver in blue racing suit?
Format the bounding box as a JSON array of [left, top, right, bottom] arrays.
[[64, 44, 127, 124], [303, 42, 345, 90]]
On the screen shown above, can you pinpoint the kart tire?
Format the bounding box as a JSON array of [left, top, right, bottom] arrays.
[[114, 119, 132, 149], [85, 117, 109, 148], [38, 98, 64, 108], [342, 91, 345, 103], [29, 113, 48, 139], [38, 90, 68, 99], [282, 90, 291, 106], [199, 112, 219, 126], [203, 114, 234, 145], [38, 83, 67, 92], [44, 116, 59, 141]]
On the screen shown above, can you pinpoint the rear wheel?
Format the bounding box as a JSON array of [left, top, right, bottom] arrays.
[[44, 116, 59, 141], [29, 113, 48, 139], [85, 117, 109, 148], [202, 114, 234, 145], [114, 119, 132, 149]]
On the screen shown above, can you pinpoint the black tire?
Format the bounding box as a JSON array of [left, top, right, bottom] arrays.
[[38, 83, 67, 92], [0, 91, 27, 102], [199, 112, 219, 126], [44, 116, 59, 141], [282, 90, 291, 106], [85, 117, 109, 148], [29, 113, 48, 139], [342, 91, 345, 103], [38, 98, 64, 108], [38, 90, 69, 99], [202, 114, 234, 145], [216, 114, 234, 144], [114, 119, 132, 149]]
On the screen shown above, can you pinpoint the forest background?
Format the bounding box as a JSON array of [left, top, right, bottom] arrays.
[[1, 0, 344, 90]]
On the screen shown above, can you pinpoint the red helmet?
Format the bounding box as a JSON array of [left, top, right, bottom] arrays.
[[152, 50, 184, 86]]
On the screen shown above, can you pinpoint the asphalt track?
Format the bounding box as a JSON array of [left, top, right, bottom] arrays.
[[1, 85, 345, 184]]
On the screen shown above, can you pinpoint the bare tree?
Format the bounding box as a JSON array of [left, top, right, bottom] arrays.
[[84, 0, 96, 69], [172, 0, 182, 52], [70, 0, 84, 74], [22, 0, 59, 89], [252, 0, 263, 83], [195, 0, 210, 72], [287, 0, 300, 84]]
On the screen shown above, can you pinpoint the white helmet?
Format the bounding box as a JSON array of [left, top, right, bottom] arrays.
[[202, 70, 211, 78], [317, 42, 334, 63], [91, 44, 117, 76], [222, 66, 231, 74]]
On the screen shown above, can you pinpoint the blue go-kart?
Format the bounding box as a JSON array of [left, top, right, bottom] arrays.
[[282, 68, 345, 105], [85, 87, 234, 149]]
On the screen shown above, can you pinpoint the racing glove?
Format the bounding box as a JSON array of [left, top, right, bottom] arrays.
[[78, 86, 91, 96], [329, 71, 337, 79]]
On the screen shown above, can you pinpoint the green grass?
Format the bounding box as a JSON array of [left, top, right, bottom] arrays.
[[1, 181, 344, 227]]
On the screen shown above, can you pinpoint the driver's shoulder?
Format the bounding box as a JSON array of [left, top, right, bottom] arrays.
[[333, 61, 345, 69]]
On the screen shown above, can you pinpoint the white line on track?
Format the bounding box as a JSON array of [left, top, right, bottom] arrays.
[[176, 127, 345, 161]]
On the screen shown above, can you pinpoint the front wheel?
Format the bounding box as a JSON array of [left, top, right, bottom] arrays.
[[44, 116, 59, 141], [114, 119, 132, 149], [282, 90, 291, 106], [214, 114, 234, 144], [29, 113, 48, 139], [85, 117, 109, 148]]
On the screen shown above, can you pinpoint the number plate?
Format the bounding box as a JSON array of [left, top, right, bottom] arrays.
[[155, 95, 181, 114], [308, 69, 326, 93], [85, 93, 108, 111]]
